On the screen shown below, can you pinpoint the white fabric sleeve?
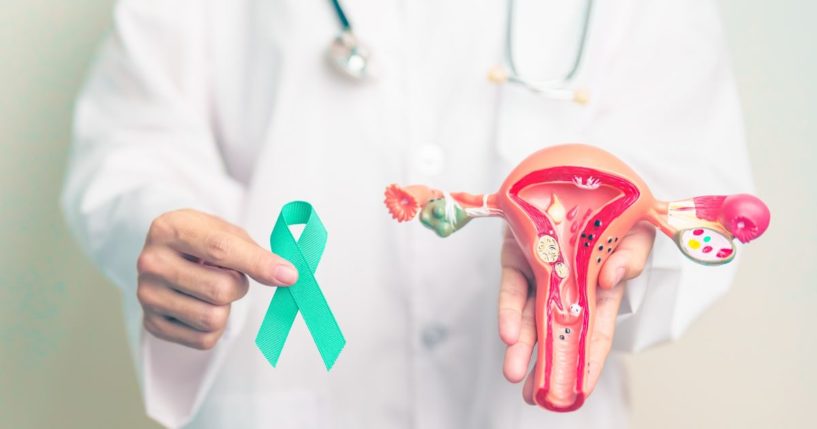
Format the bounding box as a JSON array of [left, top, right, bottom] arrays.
[[582, 0, 756, 352], [60, 1, 246, 427]]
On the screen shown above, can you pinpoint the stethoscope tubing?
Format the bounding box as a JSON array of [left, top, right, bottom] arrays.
[[503, 0, 594, 89], [330, 0, 352, 31]]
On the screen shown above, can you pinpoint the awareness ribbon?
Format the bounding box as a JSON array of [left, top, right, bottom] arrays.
[[255, 201, 345, 370]]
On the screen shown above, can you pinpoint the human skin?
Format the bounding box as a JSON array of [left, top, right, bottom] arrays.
[[136, 209, 298, 350]]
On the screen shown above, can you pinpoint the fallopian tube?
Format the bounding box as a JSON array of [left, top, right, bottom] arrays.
[[384, 144, 770, 412]]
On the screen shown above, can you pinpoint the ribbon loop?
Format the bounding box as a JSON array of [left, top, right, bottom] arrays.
[[256, 201, 345, 370]]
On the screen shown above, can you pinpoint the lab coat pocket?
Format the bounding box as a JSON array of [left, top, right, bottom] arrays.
[[494, 85, 589, 166]]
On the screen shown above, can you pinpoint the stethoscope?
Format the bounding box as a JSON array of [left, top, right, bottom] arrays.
[[326, 0, 371, 80], [326, 0, 594, 104]]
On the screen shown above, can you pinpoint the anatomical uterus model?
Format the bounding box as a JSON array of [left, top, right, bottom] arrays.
[[384, 143, 770, 412]]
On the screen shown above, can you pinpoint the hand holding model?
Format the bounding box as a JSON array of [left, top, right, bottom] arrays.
[[384, 143, 770, 411], [136, 209, 299, 349], [499, 221, 655, 406]]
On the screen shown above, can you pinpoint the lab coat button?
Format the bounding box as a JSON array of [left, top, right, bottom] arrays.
[[414, 144, 445, 177], [421, 324, 448, 349]]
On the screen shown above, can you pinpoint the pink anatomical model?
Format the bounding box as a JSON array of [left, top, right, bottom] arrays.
[[384, 143, 770, 412]]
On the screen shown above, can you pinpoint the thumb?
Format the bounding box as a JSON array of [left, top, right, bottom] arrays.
[[598, 222, 655, 289]]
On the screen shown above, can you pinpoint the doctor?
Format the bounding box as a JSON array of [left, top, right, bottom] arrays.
[[61, 0, 753, 428]]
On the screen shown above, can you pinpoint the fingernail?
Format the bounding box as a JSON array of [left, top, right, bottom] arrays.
[[613, 267, 626, 286], [274, 265, 298, 285]]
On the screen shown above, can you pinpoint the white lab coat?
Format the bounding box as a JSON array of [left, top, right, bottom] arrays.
[[61, 0, 753, 428]]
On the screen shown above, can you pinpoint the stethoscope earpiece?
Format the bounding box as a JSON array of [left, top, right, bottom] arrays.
[[487, 66, 509, 84]]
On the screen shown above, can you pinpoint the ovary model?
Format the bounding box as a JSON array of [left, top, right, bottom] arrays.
[[384, 144, 770, 412]]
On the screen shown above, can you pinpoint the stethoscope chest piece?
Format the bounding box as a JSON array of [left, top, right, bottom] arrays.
[[327, 31, 371, 81]]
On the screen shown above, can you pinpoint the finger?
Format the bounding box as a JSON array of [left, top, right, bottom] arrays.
[[154, 212, 298, 286], [584, 283, 626, 394], [503, 297, 536, 383], [138, 279, 230, 332], [500, 229, 533, 277], [498, 267, 530, 345], [522, 367, 536, 405], [141, 247, 250, 305], [499, 229, 533, 345], [598, 222, 655, 289], [144, 312, 223, 350]]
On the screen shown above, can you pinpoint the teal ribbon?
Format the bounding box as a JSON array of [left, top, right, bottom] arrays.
[[255, 201, 345, 370]]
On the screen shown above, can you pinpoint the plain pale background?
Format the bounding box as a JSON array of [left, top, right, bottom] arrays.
[[0, 1, 814, 427]]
